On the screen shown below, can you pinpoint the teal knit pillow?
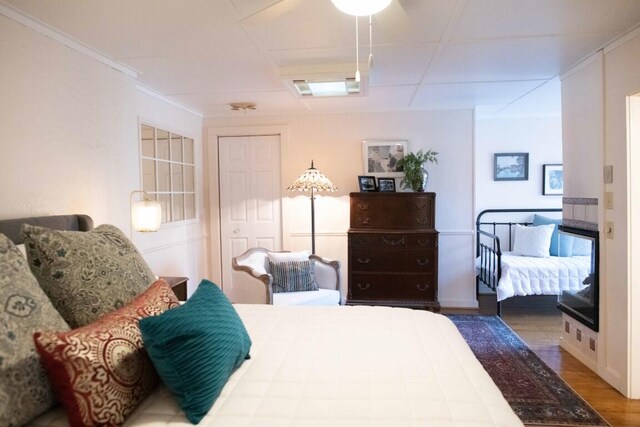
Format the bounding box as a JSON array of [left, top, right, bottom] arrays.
[[139, 279, 251, 424], [269, 260, 318, 292]]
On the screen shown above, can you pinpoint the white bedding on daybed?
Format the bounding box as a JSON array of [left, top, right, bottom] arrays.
[[494, 252, 590, 302], [30, 305, 522, 426]]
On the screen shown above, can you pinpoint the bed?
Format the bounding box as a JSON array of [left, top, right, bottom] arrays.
[[476, 208, 592, 314], [1, 214, 522, 426]]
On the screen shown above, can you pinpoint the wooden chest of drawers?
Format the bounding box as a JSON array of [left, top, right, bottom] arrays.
[[347, 192, 440, 311]]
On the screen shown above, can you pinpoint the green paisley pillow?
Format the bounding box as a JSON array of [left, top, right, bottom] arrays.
[[0, 233, 70, 426], [22, 224, 155, 328]]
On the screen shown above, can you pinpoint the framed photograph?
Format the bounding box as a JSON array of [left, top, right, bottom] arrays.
[[377, 177, 396, 192], [358, 175, 377, 192], [543, 164, 563, 195], [494, 153, 529, 181], [362, 140, 407, 178]]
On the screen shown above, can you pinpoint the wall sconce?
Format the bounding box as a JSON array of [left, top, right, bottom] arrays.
[[130, 190, 162, 236]]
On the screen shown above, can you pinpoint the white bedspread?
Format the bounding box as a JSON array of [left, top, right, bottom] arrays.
[[493, 252, 590, 302], [30, 305, 522, 426]]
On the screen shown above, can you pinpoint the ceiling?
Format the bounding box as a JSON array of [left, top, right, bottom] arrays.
[[5, 0, 640, 117]]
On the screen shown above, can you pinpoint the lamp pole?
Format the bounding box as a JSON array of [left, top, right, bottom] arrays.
[[310, 187, 316, 254]]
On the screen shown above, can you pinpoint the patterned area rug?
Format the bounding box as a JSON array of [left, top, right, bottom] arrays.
[[447, 315, 609, 426]]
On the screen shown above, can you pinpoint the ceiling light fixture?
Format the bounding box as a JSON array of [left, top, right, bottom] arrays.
[[229, 102, 257, 111], [293, 78, 360, 97], [331, 0, 391, 82], [331, 0, 392, 16]]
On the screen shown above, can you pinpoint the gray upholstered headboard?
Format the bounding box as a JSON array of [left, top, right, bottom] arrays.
[[0, 214, 94, 244]]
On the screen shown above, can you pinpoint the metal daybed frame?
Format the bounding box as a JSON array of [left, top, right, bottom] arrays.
[[475, 208, 562, 315]]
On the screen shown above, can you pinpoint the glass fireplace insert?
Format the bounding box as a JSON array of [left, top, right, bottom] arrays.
[[557, 225, 599, 331]]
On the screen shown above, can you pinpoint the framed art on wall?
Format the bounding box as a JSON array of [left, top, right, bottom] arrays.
[[362, 140, 407, 178], [494, 153, 529, 181], [377, 177, 396, 192], [358, 176, 377, 192], [543, 164, 563, 195]]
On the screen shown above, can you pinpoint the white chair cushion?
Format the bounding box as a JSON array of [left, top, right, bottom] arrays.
[[272, 289, 340, 306], [267, 251, 310, 263]]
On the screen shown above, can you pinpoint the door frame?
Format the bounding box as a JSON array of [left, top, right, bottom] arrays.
[[206, 124, 290, 289]]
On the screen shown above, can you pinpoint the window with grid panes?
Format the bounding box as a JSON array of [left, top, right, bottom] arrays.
[[140, 123, 196, 223]]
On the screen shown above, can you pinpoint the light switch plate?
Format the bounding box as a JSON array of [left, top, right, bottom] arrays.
[[604, 165, 613, 184], [605, 192, 614, 209]]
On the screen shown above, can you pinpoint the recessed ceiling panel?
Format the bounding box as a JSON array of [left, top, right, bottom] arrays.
[[6, 0, 258, 58], [452, 0, 640, 41], [426, 33, 617, 84], [412, 80, 546, 110], [174, 90, 304, 117], [127, 54, 283, 95], [302, 85, 418, 113]]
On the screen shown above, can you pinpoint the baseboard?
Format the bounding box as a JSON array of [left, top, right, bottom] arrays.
[[440, 299, 479, 309]]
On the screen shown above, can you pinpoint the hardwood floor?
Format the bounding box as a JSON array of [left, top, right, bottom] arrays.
[[447, 295, 640, 427]]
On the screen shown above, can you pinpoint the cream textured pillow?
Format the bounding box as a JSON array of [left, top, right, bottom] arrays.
[[512, 224, 555, 257]]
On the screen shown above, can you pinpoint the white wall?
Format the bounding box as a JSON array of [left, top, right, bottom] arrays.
[[0, 13, 207, 297], [602, 30, 640, 397], [561, 29, 640, 397], [475, 115, 563, 217], [135, 89, 208, 297], [204, 110, 477, 308]]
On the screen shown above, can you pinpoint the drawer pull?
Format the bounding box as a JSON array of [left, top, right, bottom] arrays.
[[416, 283, 430, 291], [417, 239, 430, 246], [415, 218, 427, 225], [357, 258, 371, 264], [357, 283, 371, 290], [416, 258, 429, 266], [356, 238, 370, 246], [382, 236, 405, 246], [358, 203, 370, 210], [359, 217, 370, 225], [415, 204, 427, 210]]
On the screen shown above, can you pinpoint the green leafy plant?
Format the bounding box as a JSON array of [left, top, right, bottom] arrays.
[[397, 149, 438, 191]]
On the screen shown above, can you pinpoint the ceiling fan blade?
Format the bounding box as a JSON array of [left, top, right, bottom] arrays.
[[375, 0, 413, 41], [239, 0, 304, 25]]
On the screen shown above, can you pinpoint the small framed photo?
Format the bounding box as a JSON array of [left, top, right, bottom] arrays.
[[494, 153, 529, 181], [377, 177, 396, 192], [358, 175, 377, 192], [543, 164, 563, 195], [363, 140, 407, 178]]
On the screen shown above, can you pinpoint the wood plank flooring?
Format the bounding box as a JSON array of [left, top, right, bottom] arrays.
[[445, 295, 640, 427]]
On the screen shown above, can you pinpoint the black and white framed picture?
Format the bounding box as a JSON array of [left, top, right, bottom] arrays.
[[543, 164, 563, 195], [358, 175, 377, 192], [377, 177, 396, 192], [362, 140, 407, 178], [494, 153, 529, 181]]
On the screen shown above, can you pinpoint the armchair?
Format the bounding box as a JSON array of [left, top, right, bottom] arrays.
[[231, 248, 342, 305]]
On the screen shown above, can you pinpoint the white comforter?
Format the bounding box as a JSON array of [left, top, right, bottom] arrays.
[[31, 305, 522, 426], [493, 252, 591, 302]]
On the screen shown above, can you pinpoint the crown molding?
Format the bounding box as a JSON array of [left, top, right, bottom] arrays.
[[0, 1, 137, 78], [136, 84, 204, 118]]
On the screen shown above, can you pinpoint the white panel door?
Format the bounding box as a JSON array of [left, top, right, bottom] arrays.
[[219, 135, 282, 301]]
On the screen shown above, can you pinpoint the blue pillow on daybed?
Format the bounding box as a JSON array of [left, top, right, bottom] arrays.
[[139, 279, 251, 424], [532, 214, 573, 257]]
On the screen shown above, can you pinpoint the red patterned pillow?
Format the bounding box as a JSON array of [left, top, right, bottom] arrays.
[[33, 279, 179, 427]]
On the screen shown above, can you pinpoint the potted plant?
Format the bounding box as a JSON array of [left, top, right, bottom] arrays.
[[397, 149, 438, 192]]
